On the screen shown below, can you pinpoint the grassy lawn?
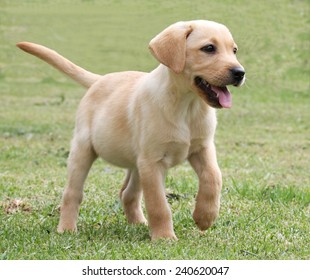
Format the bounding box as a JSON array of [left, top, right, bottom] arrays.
[[0, 0, 309, 259]]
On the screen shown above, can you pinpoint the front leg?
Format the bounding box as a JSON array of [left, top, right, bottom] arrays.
[[137, 158, 177, 241], [188, 144, 222, 231]]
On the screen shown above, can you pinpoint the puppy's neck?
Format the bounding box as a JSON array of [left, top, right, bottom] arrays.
[[149, 64, 207, 118], [152, 64, 191, 95]]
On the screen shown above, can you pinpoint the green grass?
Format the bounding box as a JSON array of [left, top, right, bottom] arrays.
[[0, 0, 309, 260]]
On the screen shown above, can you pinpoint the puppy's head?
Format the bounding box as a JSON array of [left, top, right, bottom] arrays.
[[149, 20, 245, 108]]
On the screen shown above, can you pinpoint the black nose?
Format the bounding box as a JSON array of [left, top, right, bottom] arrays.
[[231, 67, 245, 83]]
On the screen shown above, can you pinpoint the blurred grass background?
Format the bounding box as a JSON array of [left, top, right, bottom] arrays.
[[0, 0, 309, 259]]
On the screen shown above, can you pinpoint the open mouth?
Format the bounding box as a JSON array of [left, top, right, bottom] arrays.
[[194, 76, 232, 109]]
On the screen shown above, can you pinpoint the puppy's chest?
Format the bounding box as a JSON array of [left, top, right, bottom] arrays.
[[158, 141, 188, 168], [157, 125, 208, 168], [141, 109, 213, 168], [158, 136, 207, 169]]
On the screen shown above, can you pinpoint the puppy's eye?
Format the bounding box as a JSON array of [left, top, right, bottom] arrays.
[[233, 47, 238, 54], [201, 44, 216, 53]]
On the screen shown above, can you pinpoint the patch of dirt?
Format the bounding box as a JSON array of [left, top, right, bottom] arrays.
[[1, 198, 32, 214]]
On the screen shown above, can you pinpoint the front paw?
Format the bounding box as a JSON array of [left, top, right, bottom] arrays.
[[57, 222, 77, 233], [192, 206, 219, 231], [151, 230, 178, 241], [127, 215, 148, 225]]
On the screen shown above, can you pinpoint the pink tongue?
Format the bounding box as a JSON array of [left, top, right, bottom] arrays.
[[211, 86, 232, 108]]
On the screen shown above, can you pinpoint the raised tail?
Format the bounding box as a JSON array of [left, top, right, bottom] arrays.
[[16, 42, 101, 88]]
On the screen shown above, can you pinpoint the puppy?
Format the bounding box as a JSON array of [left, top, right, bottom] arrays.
[[17, 20, 245, 240]]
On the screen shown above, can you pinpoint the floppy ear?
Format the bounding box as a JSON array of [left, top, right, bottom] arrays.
[[149, 22, 193, 74]]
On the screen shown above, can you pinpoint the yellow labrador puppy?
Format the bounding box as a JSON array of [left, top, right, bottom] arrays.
[[17, 20, 245, 240]]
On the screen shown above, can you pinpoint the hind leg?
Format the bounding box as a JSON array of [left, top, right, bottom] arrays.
[[57, 138, 97, 233], [120, 169, 147, 224]]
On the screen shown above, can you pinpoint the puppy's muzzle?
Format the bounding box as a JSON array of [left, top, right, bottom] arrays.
[[230, 67, 245, 86]]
